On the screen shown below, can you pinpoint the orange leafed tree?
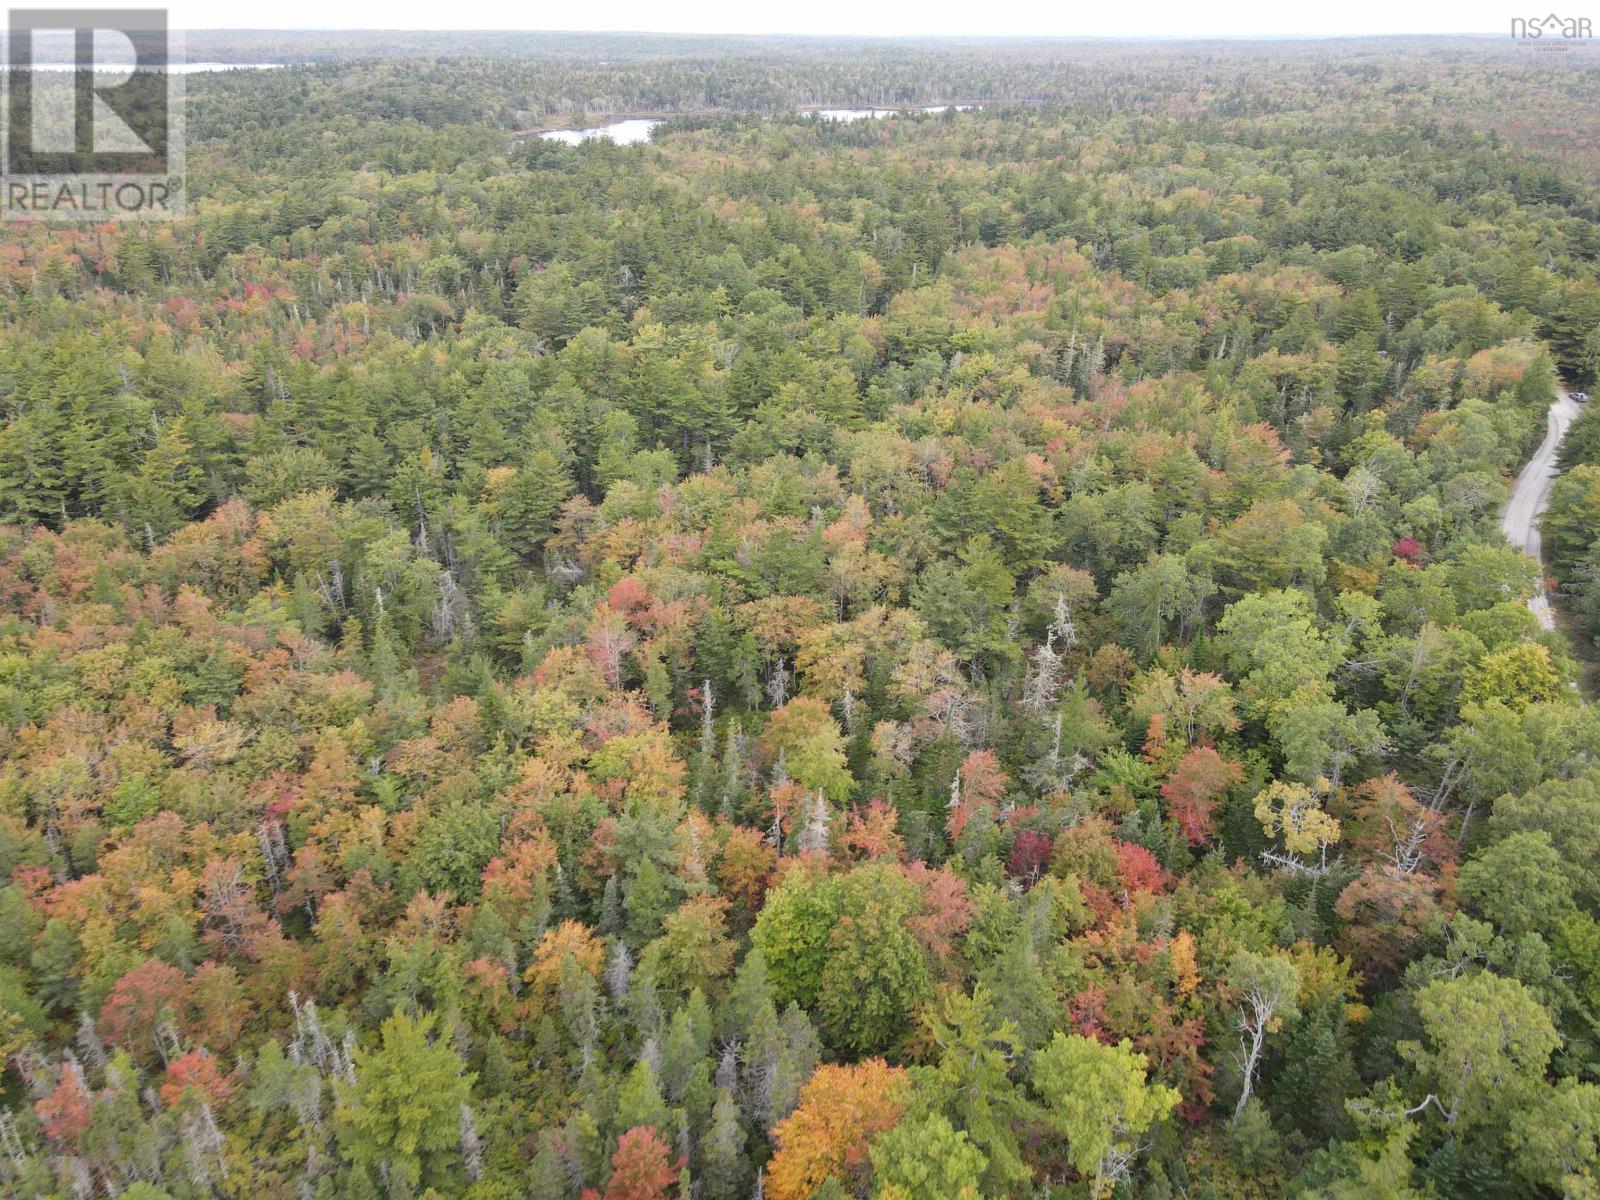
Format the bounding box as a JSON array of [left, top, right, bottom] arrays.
[[715, 824, 777, 918], [1160, 746, 1243, 846], [947, 748, 1009, 839], [596, 1126, 681, 1200], [35, 1065, 93, 1144], [523, 920, 605, 1013], [99, 960, 191, 1062], [843, 799, 904, 862], [766, 1060, 911, 1200], [160, 1048, 235, 1109]]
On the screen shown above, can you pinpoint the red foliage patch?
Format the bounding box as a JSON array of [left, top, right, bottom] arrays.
[[1114, 841, 1171, 895], [1006, 829, 1053, 882]]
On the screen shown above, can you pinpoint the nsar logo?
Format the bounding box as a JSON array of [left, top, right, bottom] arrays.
[[1511, 11, 1594, 43]]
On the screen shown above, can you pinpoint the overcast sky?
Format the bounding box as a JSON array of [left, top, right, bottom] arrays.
[[158, 0, 1531, 38]]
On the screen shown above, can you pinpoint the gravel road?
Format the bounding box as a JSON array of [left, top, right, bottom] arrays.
[[1500, 390, 1583, 631]]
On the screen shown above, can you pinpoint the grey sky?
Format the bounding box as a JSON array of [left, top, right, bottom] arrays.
[[162, 0, 1530, 38]]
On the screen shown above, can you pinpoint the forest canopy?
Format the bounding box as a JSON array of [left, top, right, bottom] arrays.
[[0, 30, 1598, 1200]]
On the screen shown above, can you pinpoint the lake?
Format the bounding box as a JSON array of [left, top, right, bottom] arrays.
[[808, 105, 976, 122], [176, 63, 286, 74], [537, 105, 976, 146], [19, 63, 286, 73], [538, 118, 662, 146]]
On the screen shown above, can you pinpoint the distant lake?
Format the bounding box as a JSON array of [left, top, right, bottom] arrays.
[[807, 105, 976, 122], [177, 63, 286, 74], [538, 118, 661, 146], [535, 106, 976, 145], [18, 63, 286, 73]]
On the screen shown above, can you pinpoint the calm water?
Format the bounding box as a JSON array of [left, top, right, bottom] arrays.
[[538, 118, 662, 146], [808, 105, 976, 122], [21, 63, 285, 73], [537, 106, 975, 146], [176, 63, 286, 73]]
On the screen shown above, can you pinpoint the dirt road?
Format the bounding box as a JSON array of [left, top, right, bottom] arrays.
[[1500, 390, 1583, 631]]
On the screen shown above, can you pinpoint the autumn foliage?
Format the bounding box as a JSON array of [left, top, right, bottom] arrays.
[[767, 1061, 911, 1200]]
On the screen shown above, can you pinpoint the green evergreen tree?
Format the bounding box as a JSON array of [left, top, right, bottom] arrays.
[[500, 448, 572, 559], [333, 1011, 473, 1198]]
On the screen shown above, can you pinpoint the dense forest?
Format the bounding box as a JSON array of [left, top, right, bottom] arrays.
[[0, 32, 1599, 1200]]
